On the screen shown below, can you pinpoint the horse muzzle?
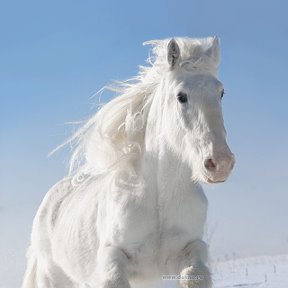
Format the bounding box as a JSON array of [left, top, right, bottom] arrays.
[[203, 151, 235, 183]]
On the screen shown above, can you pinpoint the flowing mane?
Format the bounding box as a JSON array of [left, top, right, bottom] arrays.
[[65, 37, 220, 177]]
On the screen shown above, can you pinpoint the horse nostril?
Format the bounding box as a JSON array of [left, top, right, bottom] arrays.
[[204, 158, 217, 171]]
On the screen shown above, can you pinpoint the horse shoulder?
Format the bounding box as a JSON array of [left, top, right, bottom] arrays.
[[31, 177, 74, 249]]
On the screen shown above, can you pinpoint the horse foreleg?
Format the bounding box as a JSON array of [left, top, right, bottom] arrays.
[[167, 239, 212, 288], [96, 246, 131, 288]]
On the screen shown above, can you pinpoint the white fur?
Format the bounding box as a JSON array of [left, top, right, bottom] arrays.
[[23, 37, 234, 288]]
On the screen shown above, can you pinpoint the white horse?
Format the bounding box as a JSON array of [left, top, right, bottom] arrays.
[[22, 37, 235, 288]]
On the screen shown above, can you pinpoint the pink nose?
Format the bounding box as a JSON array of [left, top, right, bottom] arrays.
[[204, 153, 235, 182]]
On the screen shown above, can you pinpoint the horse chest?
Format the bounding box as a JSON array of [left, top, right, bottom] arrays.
[[157, 186, 208, 254], [109, 183, 208, 274]]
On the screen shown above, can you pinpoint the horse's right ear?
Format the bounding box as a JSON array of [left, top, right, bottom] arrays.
[[167, 39, 180, 69]]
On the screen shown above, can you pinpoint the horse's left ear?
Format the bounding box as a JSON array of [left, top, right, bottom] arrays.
[[167, 39, 180, 69], [206, 37, 220, 64]]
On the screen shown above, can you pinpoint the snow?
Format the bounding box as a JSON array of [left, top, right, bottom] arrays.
[[134, 254, 288, 288], [1, 254, 287, 287], [212, 254, 288, 288]]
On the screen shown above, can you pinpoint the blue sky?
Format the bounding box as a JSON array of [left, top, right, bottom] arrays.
[[1, 0, 288, 287]]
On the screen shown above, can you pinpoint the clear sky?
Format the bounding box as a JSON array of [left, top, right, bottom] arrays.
[[1, 0, 288, 287]]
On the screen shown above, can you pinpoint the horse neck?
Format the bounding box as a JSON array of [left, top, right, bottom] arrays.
[[141, 87, 198, 199], [142, 143, 196, 199]]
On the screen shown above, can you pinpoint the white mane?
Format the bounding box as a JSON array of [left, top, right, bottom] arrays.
[[65, 37, 220, 177]]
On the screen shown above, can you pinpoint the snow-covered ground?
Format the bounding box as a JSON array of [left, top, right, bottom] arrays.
[[1, 254, 287, 288], [212, 254, 288, 288], [134, 254, 288, 288]]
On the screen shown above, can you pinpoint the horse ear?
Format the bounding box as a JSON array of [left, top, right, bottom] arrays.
[[167, 39, 180, 68], [206, 37, 220, 64]]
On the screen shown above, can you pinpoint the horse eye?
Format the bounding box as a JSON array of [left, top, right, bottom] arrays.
[[220, 89, 225, 99], [177, 92, 188, 104]]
